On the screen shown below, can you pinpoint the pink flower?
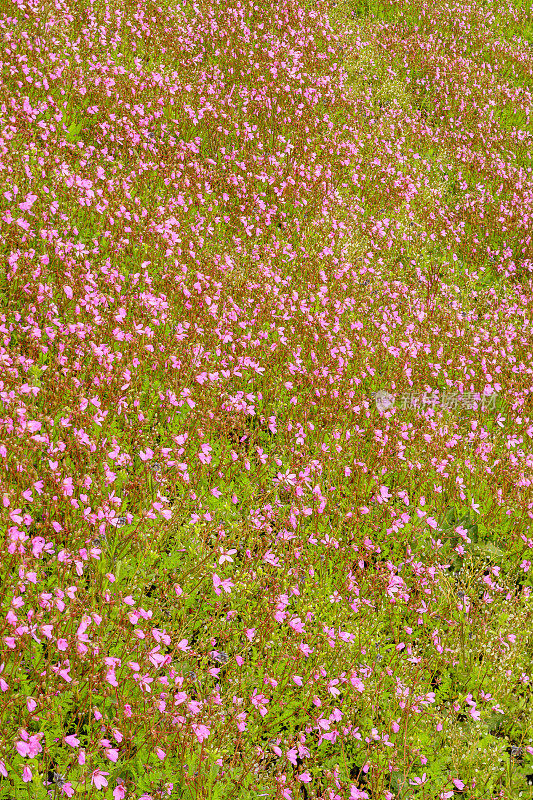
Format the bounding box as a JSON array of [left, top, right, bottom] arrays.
[[155, 748, 166, 760], [378, 485, 391, 501], [212, 573, 234, 596], [263, 550, 280, 567], [134, 673, 153, 692], [288, 617, 305, 634], [250, 689, 269, 717], [64, 735, 80, 747], [287, 748, 298, 766], [386, 574, 406, 599], [22, 765, 32, 783], [350, 787, 369, 799], [27, 735, 43, 757], [298, 772, 312, 783], [192, 723, 210, 743], [409, 773, 427, 786], [16, 741, 30, 757], [106, 668, 118, 687], [91, 769, 110, 790], [218, 548, 237, 565], [15, 734, 42, 759], [105, 748, 120, 763], [113, 784, 127, 800]]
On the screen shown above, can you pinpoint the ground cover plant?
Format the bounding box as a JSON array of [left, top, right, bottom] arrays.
[[2, 0, 533, 796]]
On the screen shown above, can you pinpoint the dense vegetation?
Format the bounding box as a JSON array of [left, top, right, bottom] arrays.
[[1, 0, 533, 797]]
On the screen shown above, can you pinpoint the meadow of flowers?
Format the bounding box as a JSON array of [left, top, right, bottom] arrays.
[[2, 0, 533, 796]]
